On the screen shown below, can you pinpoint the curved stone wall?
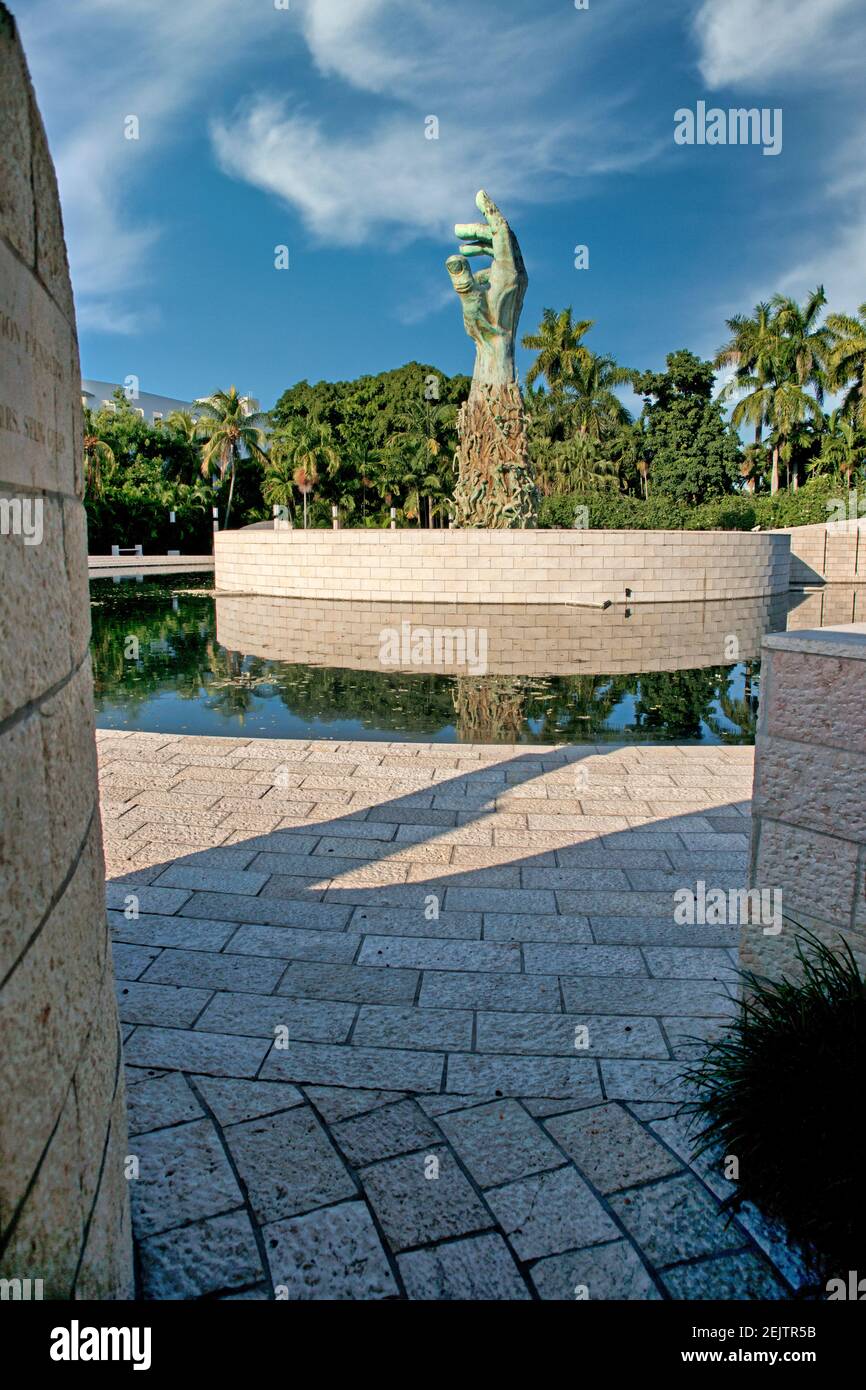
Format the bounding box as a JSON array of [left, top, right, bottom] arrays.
[[215, 593, 792, 677], [0, 7, 132, 1297], [215, 527, 791, 605]]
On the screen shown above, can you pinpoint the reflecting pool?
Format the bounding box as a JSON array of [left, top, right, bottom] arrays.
[[89, 573, 863, 745]]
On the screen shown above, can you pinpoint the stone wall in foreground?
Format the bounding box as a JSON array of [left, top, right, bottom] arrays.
[[743, 624, 866, 982], [215, 527, 791, 605], [0, 6, 132, 1298]]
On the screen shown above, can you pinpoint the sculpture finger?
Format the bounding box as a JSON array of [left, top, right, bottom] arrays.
[[445, 254, 476, 295], [476, 189, 514, 264], [458, 242, 493, 258], [454, 222, 493, 244]]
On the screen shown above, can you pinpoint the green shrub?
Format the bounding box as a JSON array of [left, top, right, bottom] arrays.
[[538, 478, 837, 531], [682, 931, 866, 1278]]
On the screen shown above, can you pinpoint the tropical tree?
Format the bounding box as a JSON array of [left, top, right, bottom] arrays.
[[82, 418, 116, 498], [715, 301, 779, 449], [385, 395, 456, 525], [826, 303, 866, 430], [635, 350, 742, 502], [293, 464, 318, 530], [766, 382, 822, 492], [814, 408, 863, 489], [567, 353, 635, 441], [522, 308, 594, 392], [194, 386, 269, 528]]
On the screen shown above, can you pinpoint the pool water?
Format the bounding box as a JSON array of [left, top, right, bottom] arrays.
[[87, 573, 791, 744]]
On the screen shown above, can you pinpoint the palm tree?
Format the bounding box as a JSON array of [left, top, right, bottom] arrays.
[[826, 303, 866, 430], [293, 464, 317, 530], [815, 408, 862, 489], [522, 308, 594, 392], [194, 386, 269, 528], [261, 454, 297, 521], [82, 422, 115, 498], [551, 433, 620, 492], [766, 381, 822, 491], [715, 301, 778, 449], [164, 411, 201, 446], [568, 353, 634, 441], [386, 396, 456, 526]]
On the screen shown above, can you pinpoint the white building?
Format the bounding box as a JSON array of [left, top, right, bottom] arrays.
[[81, 379, 261, 426]]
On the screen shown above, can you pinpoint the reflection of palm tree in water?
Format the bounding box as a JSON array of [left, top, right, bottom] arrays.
[[452, 676, 528, 743], [704, 661, 761, 745]]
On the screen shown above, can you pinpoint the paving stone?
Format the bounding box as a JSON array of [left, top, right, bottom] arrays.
[[349, 906, 482, 939], [138, 1209, 264, 1299], [195, 992, 356, 1042], [398, 1233, 530, 1301], [608, 1174, 746, 1266], [662, 1015, 732, 1060], [124, 1025, 270, 1078], [193, 1075, 305, 1125], [643, 947, 739, 980], [303, 1086, 408, 1123], [180, 892, 353, 930], [111, 942, 162, 981], [262, 1040, 444, 1092], [530, 1240, 662, 1300], [263, 1200, 398, 1299], [482, 912, 592, 944], [116, 979, 213, 1028], [419, 970, 560, 1012], [543, 1103, 682, 1193], [590, 916, 739, 947], [416, 1093, 499, 1117], [106, 883, 191, 915], [126, 1071, 204, 1136], [358, 935, 520, 974], [600, 1059, 691, 1102], [560, 977, 735, 1017], [225, 924, 361, 964], [224, 1107, 356, 1223], [443, 887, 557, 914], [129, 1118, 243, 1237], [522, 867, 630, 890], [446, 1053, 602, 1101], [522, 943, 647, 976], [140, 946, 286, 995], [438, 1099, 562, 1188], [661, 1251, 790, 1300], [485, 1164, 619, 1260], [332, 1099, 442, 1166], [352, 1004, 473, 1051], [475, 1010, 668, 1059], [108, 909, 236, 951], [360, 1146, 493, 1251], [153, 866, 270, 897], [278, 960, 419, 1005]]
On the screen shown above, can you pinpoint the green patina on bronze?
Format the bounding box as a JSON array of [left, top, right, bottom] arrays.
[[446, 190, 538, 527]]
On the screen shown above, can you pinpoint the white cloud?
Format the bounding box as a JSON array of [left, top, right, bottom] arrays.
[[211, 0, 661, 249], [693, 0, 864, 88], [16, 0, 274, 332]]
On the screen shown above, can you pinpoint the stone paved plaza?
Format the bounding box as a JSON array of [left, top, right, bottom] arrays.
[[99, 729, 807, 1300]]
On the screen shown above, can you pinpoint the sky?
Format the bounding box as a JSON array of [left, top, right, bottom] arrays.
[[14, 0, 866, 410]]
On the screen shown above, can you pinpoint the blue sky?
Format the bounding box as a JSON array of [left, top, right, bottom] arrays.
[[15, 0, 866, 410]]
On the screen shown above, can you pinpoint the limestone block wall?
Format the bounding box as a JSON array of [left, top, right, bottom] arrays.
[[215, 527, 791, 605], [0, 7, 132, 1297], [743, 624, 866, 982], [774, 518, 866, 586]]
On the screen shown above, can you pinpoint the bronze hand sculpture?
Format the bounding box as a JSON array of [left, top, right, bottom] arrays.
[[445, 190, 537, 527]]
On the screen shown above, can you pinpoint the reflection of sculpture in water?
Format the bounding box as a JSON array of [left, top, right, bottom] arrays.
[[445, 191, 538, 528], [452, 675, 529, 743]]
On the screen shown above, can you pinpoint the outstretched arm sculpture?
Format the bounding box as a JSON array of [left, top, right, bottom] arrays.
[[446, 190, 538, 527]]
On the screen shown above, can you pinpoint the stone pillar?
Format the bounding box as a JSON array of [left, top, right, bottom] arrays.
[[743, 624, 866, 982], [0, 5, 133, 1297]]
